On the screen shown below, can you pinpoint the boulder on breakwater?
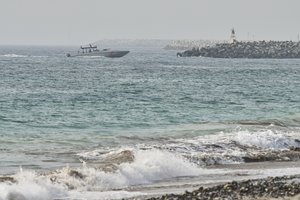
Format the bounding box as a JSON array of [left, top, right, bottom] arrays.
[[177, 41, 300, 58]]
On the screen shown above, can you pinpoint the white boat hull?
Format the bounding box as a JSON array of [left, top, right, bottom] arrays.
[[67, 50, 129, 58]]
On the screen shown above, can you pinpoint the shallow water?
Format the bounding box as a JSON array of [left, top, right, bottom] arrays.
[[0, 44, 300, 199]]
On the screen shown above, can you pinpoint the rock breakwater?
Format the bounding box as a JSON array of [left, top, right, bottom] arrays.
[[177, 41, 300, 58]]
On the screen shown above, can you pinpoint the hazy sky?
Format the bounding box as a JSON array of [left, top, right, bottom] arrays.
[[1, 0, 300, 45]]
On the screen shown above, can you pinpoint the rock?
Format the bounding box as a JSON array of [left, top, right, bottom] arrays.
[[0, 176, 16, 183], [290, 146, 300, 152], [68, 170, 84, 179], [104, 150, 135, 164], [148, 175, 300, 200], [177, 41, 300, 59]]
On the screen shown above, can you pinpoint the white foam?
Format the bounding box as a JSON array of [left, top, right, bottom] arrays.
[[58, 149, 203, 190], [234, 129, 299, 149], [2, 145, 299, 200], [2, 128, 299, 199], [77, 147, 131, 160], [0, 54, 47, 58], [168, 127, 300, 165], [175, 127, 300, 150], [0, 54, 28, 58], [0, 171, 67, 200], [0, 173, 145, 200], [0, 149, 205, 199], [118, 149, 201, 184]]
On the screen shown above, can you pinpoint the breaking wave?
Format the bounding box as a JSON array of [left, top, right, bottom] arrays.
[[0, 127, 299, 200], [0, 170, 145, 200], [0, 149, 203, 200], [0, 171, 67, 200], [171, 128, 300, 165], [75, 149, 202, 188], [233, 129, 299, 149]]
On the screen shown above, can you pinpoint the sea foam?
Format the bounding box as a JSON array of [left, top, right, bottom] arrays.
[[0, 149, 203, 199], [0, 171, 67, 200], [233, 129, 300, 149], [0, 54, 28, 58], [0, 54, 47, 58], [67, 149, 202, 190]]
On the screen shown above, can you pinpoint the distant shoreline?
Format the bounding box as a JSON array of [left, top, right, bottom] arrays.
[[164, 39, 226, 50]]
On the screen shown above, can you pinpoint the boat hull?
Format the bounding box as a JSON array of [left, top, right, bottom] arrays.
[[67, 50, 129, 58]]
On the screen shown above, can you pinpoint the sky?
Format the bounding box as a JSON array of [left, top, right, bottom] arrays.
[[0, 0, 300, 45]]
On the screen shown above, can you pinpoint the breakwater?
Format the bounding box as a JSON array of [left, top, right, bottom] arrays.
[[177, 41, 300, 58]]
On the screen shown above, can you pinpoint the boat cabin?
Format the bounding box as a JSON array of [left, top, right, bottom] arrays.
[[79, 44, 99, 53]]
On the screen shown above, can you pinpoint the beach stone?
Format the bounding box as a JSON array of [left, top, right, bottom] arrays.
[[68, 169, 84, 179], [103, 150, 135, 164], [290, 146, 300, 152], [148, 175, 300, 200], [0, 176, 16, 183]]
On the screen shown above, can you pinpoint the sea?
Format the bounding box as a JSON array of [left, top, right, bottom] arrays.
[[0, 42, 300, 200]]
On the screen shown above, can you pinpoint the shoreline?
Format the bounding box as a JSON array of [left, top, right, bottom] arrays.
[[1, 156, 300, 200], [125, 161, 300, 200], [1, 151, 300, 200], [146, 175, 300, 200]]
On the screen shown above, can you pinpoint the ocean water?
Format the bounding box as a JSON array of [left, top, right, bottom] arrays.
[[0, 44, 300, 199]]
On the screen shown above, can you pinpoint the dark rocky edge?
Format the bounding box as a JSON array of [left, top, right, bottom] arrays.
[[147, 175, 300, 200], [177, 41, 300, 58]]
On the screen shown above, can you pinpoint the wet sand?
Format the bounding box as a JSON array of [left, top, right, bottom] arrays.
[[126, 161, 300, 199]]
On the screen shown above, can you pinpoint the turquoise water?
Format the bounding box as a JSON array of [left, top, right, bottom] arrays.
[[1, 46, 300, 170], [0, 46, 300, 200]]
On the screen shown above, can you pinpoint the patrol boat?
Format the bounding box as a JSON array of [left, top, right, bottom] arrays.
[[67, 44, 129, 58]]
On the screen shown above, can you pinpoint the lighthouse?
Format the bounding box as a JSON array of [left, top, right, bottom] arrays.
[[230, 28, 237, 43]]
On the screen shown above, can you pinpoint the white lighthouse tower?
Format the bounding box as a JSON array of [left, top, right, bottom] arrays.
[[230, 28, 237, 43]]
